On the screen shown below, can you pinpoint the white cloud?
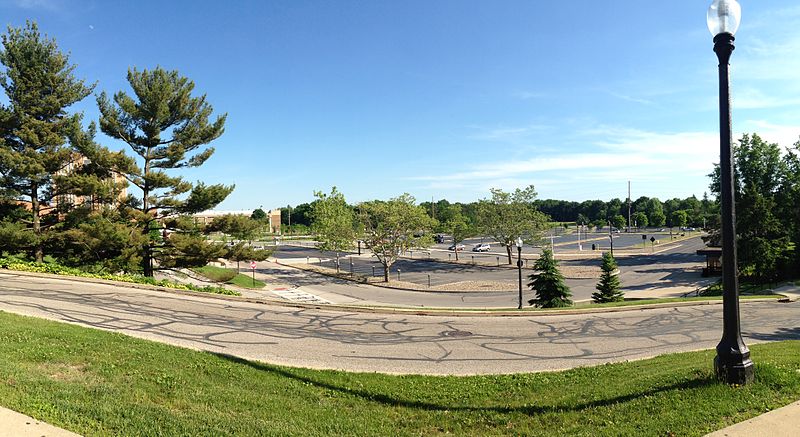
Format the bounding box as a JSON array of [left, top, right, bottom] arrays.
[[605, 91, 653, 106], [513, 91, 545, 100], [467, 123, 551, 142], [739, 121, 800, 147]]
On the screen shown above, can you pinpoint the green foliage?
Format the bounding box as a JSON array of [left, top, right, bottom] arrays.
[[159, 233, 227, 270], [48, 207, 145, 274], [311, 186, 356, 256], [251, 208, 266, 221], [0, 220, 36, 256], [477, 185, 549, 264], [592, 252, 624, 303], [225, 242, 270, 268], [0, 21, 94, 261], [358, 193, 435, 281], [0, 256, 239, 295], [709, 133, 796, 282], [440, 205, 471, 261], [527, 249, 572, 308], [671, 210, 688, 229], [632, 211, 648, 228], [206, 214, 260, 242], [97, 67, 233, 275], [612, 214, 627, 230]]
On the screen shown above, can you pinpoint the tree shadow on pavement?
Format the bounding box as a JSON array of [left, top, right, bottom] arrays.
[[745, 326, 800, 342]]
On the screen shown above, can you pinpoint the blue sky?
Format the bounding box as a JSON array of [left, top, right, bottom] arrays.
[[2, 0, 799, 210]]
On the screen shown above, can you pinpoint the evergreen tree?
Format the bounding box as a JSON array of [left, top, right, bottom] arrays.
[[0, 22, 94, 262], [592, 252, 623, 303], [97, 67, 233, 276], [527, 249, 572, 308]]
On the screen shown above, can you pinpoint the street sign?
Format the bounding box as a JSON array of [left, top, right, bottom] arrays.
[[642, 234, 647, 240], [650, 236, 656, 243], [250, 261, 257, 270]]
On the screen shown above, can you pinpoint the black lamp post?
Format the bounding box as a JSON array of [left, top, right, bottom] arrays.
[[708, 0, 754, 385], [516, 237, 523, 309]]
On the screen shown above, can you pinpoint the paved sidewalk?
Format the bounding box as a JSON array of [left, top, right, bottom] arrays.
[[706, 400, 800, 436], [0, 407, 80, 436]]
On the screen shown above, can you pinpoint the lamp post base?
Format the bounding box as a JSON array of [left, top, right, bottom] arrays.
[[714, 355, 754, 385]]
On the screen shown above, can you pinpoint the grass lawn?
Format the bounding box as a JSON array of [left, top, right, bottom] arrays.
[[192, 265, 265, 289], [0, 312, 799, 436]]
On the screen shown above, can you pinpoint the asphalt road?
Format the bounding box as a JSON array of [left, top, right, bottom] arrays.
[[0, 271, 796, 376], [272, 236, 714, 303]]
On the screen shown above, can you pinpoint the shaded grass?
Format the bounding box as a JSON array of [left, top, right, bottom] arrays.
[[0, 311, 799, 436], [192, 265, 265, 289]]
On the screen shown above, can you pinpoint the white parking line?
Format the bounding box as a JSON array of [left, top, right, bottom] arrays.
[[271, 288, 331, 304]]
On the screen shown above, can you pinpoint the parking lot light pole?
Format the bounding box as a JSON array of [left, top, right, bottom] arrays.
[[708, 0, 753, 385], [516, 237, 523, 309]]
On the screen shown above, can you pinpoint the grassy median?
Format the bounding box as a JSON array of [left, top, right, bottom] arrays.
[[192, 265, 265, 289], [0, 311, 798, 436]]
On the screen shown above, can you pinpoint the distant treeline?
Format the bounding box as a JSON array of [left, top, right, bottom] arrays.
[[281, 194, 716, 231]]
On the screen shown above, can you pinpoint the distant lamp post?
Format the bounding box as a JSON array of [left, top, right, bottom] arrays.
[[516, 237, 524, 309], [708, 0, 753, 385]]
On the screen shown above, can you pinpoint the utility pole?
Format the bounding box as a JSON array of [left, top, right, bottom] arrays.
[[627, 181, 632, 233]]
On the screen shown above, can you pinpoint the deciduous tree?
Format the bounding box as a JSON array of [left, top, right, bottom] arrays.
[[311, 187, 355, 272], [358, 194, 434, 282], [477, 185, 549, 265]]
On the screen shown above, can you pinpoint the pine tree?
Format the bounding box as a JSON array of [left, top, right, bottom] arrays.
[[97, 67, 233, 276], [593, 252, 623, 303], [527, 249, 572, 308], [0, 22, 94, 262]]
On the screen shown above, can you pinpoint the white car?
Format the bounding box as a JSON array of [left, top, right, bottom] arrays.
[[448, 243, 465, 251], [472, 243, 491, 252]]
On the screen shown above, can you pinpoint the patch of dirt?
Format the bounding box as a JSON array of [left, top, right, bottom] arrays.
[[36, 362, 95, 383]]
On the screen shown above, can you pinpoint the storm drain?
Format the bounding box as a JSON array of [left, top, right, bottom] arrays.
[[439, 330, 473, 338]]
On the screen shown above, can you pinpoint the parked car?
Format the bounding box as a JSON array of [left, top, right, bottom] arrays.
[[472, 243, 491, 252], [448, 243, 465, 251], [434, 234, 447, 243]]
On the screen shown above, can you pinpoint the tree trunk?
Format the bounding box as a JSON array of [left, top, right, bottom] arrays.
[[142, 162, 153, 277], [506, 245, 513, 265], [31, 185, 43, 263], [455, 247, 459, 261], [142, 242, 153, 277], [383, 265, 390, 282]]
